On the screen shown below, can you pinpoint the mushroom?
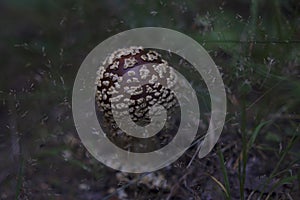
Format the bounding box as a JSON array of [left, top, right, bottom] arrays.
[[96, 46, 178, 128]]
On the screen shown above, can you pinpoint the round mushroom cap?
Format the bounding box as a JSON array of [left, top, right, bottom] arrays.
[[95, 46, 178, 128]]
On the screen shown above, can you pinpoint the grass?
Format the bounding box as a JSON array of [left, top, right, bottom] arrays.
[[258, 135, 299, 199], [217, 148, 231, 199]]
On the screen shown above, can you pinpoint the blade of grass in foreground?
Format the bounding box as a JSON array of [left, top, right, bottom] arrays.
[[258, 134, 299, 199], [265, 175, 297, 200], [248, 120, 271, 151], [217, 148, 232, 200]]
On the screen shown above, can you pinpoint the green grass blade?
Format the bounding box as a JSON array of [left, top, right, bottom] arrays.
[[217, 148, 232, 200]]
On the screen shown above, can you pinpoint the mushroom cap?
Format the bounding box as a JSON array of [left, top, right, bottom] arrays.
[[95, 46, 177, 127]]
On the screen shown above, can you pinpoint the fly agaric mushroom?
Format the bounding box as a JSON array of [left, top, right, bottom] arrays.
[[95, 46, 178, 131]]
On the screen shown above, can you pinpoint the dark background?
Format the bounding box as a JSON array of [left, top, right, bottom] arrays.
[[0, 0, 299, 199]]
